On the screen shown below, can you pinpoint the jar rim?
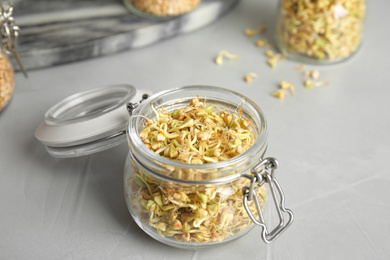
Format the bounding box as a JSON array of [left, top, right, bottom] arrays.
[[126, 85, 268, 180]]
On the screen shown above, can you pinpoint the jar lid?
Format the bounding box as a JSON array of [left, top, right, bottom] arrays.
[[34, 84, 151, 158]]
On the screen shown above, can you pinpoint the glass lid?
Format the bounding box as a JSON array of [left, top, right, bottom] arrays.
[[35, 84, 151, 158]]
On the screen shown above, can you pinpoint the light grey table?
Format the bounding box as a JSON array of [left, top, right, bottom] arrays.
[[1, 0, 389, 259]]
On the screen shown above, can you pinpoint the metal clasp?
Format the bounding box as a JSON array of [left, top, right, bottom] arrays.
[[242, 157, 294, 243], [127, 93, 150, 116]]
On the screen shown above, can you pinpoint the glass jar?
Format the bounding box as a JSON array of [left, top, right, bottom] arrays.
[[0, 51, 14, 112], [123, 0, 201, 19], [35, 85, 293, 249], [124, 85, 293, 249], [276, 0, 366, 64]]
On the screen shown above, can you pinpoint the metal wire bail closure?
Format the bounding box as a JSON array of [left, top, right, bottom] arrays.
[[127, 93, 150, 116], [242, 157, 294, 243]]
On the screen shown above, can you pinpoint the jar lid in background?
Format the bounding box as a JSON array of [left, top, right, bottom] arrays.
[[34, 84, 151, 158]]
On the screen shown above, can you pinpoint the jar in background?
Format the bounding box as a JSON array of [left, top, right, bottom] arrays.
[[0, 52, 14, 111], [123, 0, 201, 19], [276, 0, 366, 64], [124, 86, 293, 249]]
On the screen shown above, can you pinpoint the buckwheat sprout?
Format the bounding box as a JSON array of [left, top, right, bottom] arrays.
[[244, 22, 268, 36], [214, 50, 241, 65], [244, 73, 259, 83], [151, 103, 160, 125], [256, 39, 267, 47]]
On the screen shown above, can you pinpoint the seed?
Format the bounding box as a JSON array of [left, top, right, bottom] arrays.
[[244, 73, 258, 83], [172, 109, 184, 119], [151, 140, 161, 150], [156, 131, 165, 142], [153, 222, 167, 232], [191, 158, 203, 164], [280, 81, 295, 95], [197, 131, 210, 141], [272, 90, 285, 99], [172, 219, 182, 230], [265, 50, 274, 58], [221, 112, 233, 126], [182, 232, 191, 242], [310, 70, 320, 80], [268, 58, 277, 68], [169, 144, 178, 158], [256, 39, 267, 47]]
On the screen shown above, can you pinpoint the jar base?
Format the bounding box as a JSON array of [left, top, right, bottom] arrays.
[[276, 41, 361, 65], [128, 204, 256, 250]]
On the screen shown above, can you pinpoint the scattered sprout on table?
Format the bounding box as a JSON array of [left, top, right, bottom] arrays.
[[267, 53, 284, 68], [271, 90, 286, 99], [215, 50, 241, 65], [280, 81, 295, 95], [304, 79, 328, 88], [244, 73, 259, 83], [272, 81, 294, 99], [256, 39, 267, 47], [244, 22, 267, 36], [304, 70, 328, 88], [265, 50, 274, 58], [309, 70, 320, 80]]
